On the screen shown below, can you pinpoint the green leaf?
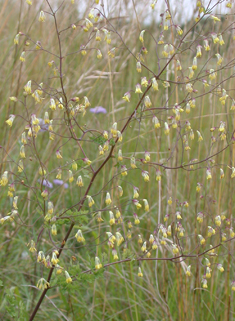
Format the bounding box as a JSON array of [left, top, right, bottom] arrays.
[[69, 265, 81, 275], [71, 210, 89, 224], [77, 160, 85, 168], [109, 138, 115, 146], [5, 305, 17, 318], [19, 301, 28, 321], [6, 289, 16, 305], [114, 161, 121, 168], [89, 135, 107, 145], [56, 209, 89, 226], [56, 218, 71, 226]]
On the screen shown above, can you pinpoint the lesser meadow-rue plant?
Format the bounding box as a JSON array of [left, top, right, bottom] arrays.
[[1, 0, 235, 320]]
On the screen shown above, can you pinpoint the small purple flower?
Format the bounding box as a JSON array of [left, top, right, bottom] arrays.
[[38, 119, 49, 132], [90, 106, 107, 114], [53, 179, 68, 189], [38, 179, 53, 189]]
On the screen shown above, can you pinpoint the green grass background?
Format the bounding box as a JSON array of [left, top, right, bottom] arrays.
[[0, 0, 235, 320]]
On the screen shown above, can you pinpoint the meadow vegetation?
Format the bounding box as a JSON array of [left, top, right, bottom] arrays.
[[1, 0, 235, 320]]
